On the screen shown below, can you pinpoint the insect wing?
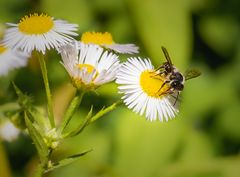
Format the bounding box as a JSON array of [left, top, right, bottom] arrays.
[[161, 46, 173, 66], [184, 69, 201, 81], [167, 92, 181, 110]]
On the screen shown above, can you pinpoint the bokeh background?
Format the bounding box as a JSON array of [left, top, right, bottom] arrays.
[[1, 0, 240, 177]]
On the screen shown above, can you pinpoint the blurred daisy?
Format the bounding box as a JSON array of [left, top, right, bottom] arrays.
[[59, 42, 120, 91], [116, 57, 178, 121], [80, 32, 139, 54], [0, 44, 29, 76], [3, 13, 78, 54], [0, 120, 20, 142]]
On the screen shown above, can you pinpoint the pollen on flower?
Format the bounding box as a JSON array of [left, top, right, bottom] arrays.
[[0, 45, 7, 54], [71, 64, 99, 90], [72, 77, 96, 91], [140, 70, 170, 98], [18, 13, 54, 34], [77, 64, 96, 74], [81, 32, 114, 45]]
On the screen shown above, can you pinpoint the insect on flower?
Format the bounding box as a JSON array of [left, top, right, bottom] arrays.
[[154, 46, 201, 105], [116, 47, 201, 121]]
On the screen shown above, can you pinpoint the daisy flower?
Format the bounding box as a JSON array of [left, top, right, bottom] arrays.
[[80, 32, 139, 54], [59, 42, 120, 91], [0, 44, 29, 76], [3, 13, 78, 54], [116, 57, 178, 121]]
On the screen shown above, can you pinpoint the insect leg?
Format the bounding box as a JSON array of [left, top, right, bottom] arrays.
[[157, 80, 171, 95]]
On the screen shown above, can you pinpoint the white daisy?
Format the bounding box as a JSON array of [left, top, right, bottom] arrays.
[[80, 32, 139, 54], [0, 44, 29, 76], [3, 13, 78, 54], [0, 120, 20, 142], [59, 41, 120, 91], [116, 57, 178, 121]]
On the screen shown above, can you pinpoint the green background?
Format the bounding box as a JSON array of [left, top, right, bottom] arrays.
[[1, 0, 240, 177]]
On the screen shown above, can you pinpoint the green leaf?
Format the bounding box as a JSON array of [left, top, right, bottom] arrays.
[[90, 101, 121, 123], [24, 112, 49, 164], [28, 108, 50, 134], [12, 82, 33, 109], [45, 149, 92, 173], [12, 82, 50, 131], [6, 111, 26, 130], [0, 102, 19, 113], [62, 106, 93, 138], [59, 91, 85, 133]]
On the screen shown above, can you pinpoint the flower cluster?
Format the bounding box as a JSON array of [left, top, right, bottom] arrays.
[[2, 12, 179, 124], [0, 12, 190, 177]]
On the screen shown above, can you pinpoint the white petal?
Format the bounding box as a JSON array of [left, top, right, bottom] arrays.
[[3, 18, 78, 54], [0, 47, 29, 76], [104, 43, 139, 54], [116, 57, 178, 122], [60, 42, 120, 88]]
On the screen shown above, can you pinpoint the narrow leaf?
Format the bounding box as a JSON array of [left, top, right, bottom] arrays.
[[63, 106, 93, 138], [12, 82, 32, 108], [60, 91, 85, 133], [27, 108, 50, 134], [12, 82, 24, 99], [45, 149, 92, 172], [12, 82, 49, 132], [90, 101, 121, 123], [24, 112, 49, 163]]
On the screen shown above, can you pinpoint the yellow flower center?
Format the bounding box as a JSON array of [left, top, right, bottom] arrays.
[[140, 70, 170, 98], [77, 63, 96, 74], [81, 32, 114, 45], [73, 64, 99, 91], [18, 13, 54, 34], [0, 45, 7, 54]]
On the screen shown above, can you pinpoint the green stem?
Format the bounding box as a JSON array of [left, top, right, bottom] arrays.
[[62, 100, 121, 138], [37, 52, 55, 128], [90, 101, 122, 123], [59, 91, 85, 133], [34, 164, 45, 177], [0, 102, 19, 112], [34, 148, 53, 177]]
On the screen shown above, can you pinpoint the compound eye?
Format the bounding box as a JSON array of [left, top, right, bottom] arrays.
[[177, 84, 184, 91], [175, 72, 183, 80]]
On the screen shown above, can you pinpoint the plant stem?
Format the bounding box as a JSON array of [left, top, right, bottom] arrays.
[[90, 101, 121, 123], [62, 100, 121, 138], [37, 52, 55, 128], [0, 102, 19, 112], [34, 148, 53, 177], [34, 164, 45, 177], [59, 91, 85, 133]]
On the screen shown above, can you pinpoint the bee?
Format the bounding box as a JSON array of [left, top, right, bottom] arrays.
[[155, 46, 201, 105]]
